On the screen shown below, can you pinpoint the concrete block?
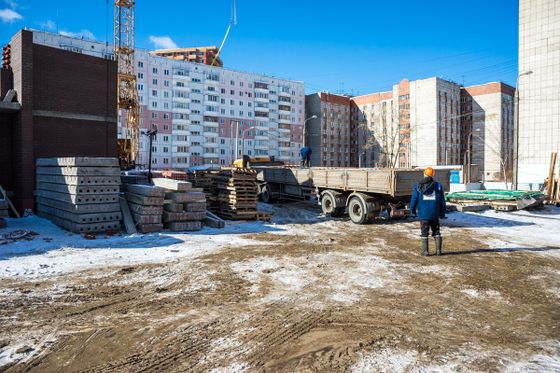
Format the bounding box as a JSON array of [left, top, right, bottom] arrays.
[[456, 204, 490, 212], [183, 202, 207, 212], [132, 213, 162, 224], [37, 204, 122, 224], [137, 223, 163, 233], [204, 211, 225, 229], [126, 184, 166, 197], [165, 191, 206, 203], [127, 202, 163, 215], [119, 196, 137, 234], [36, 182, 120, 195], [125, 193, 164, 206], [36, 190, 119, 205], [36, 174, 121, 186], [163, 211, 187, 222], [36, 166, 120, 177], [164, 221, 202, 232], [38, 211, 121, 234], [36, 157, 119, 167], [152, 178, 192, 191], [164, 203, 184, 212]]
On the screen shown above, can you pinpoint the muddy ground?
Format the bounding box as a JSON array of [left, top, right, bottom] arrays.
[[1, 203, 559, 372]]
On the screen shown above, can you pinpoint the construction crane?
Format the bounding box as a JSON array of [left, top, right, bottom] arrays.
[[114, 0, 139, 169]]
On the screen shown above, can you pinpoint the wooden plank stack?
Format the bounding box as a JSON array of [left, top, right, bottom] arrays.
[[546, 152, 560, 205], [187, 170, 220, 213], [35, 157, 122, 233], [153, 178, 206, 232], [216, 169, 258, 220], [124, 184, 165, 233]]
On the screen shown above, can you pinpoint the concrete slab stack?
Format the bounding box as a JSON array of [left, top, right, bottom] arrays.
[[124, 184, 165, 233], [153, 178, 206, 232], [35, 157, 122, 233]]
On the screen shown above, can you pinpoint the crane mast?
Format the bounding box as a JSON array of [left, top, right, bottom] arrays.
[[114, 0, 139, 168]]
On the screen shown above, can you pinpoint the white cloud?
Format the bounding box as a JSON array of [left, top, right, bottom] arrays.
[[40, 19, 56, 31], [5, 0, 19, 9], [59, 29, 96, 40], [0, 8, 22, 23], [149, 35, 178, 50]]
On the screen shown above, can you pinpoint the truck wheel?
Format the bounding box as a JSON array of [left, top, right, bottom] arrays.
[[260, 185, 276, 204], [348, 196, 368, 224], [321, 191, 344, 217]]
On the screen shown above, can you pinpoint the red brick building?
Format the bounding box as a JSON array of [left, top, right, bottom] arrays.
[[0, 29, 117, 214]]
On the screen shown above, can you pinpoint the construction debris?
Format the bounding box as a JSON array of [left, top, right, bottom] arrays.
[[203, 210, 226, 228], [0, 229, 38, 245], [446, 190, 546, 211], [35, 157, 122, 233], [545, 152, 560, 205], [124, 184, 165, 233]]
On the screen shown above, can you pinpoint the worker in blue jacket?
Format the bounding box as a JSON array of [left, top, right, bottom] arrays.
[[300, 146, 312, 167], [410, 167, 446, 256]]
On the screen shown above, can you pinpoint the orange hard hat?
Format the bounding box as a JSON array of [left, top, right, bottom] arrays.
[[424, 167, 434, 177]]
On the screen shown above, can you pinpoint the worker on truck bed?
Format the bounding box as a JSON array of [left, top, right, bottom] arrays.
[[300, 146, 312, 168], [410, 167, 446, 256]]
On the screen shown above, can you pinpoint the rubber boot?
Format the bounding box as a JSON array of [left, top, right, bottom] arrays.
[[421, 237, 429, 256], [435, 235, 442, 256]]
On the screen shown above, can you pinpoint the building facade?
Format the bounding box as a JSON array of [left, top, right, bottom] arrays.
[[1, 29, 117, 213], [305, 93, 353, 167], [518, 0, 560, 184], [32, 31, 305, 169], [150, 46, 223, 67], [461, 82, 515, 182]]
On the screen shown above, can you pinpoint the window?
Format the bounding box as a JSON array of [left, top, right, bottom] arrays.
[[176, 82, 185, 87], [151, 112, 158, 119], [138, 61, 144, 68], [230, 80, 235, 85], [239, 91, 243, 97], [151, 101, 157, 108], [164, 80, 170, 87], [164, 69, 170, 76], [192, 78, 201, 83], [152, 67, 158, 74], [230, 90, 235, 95], [221, 88, 226, 94], [138, 84, 144, 91], [138, 72, 144, 79], [164, 91, 169, 98], [152, 90, 157, 97], [239, 101, 244, 106], [220, 98, 225, 104], [152, 79, 157, 85]]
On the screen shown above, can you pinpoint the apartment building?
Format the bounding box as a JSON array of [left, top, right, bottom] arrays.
[[32, 31, 305, 169], [518, 0, 560, 184], [351, 91, 396, 167], [305, 93, 353, 167], [150, 46, 223, 67], [408, 77, 462, 168], [461, 82, 515, 182]]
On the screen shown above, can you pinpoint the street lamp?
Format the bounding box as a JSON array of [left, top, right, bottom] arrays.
[[302, 114, 318, 147], [241, 126, 256, 157], [513, 70, 533, 190]]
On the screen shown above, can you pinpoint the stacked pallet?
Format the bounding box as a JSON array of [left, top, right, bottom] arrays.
[[153, 178, 206, 232], [187, 170, 220, 213], [125, 184, 165, 233], [35, 157, 122, 233], [216, 169, 258, 220]]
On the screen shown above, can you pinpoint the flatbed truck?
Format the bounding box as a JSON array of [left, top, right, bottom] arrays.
[[255, 167, 450, 224]]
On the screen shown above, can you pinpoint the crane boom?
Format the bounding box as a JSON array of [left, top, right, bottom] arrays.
[[114, 0, 139, 168]]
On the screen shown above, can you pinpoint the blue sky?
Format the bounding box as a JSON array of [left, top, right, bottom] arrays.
[[1, 0, 518, 94]]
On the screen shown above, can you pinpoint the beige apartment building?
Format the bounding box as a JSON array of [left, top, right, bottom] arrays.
[[518, 0, 560, 184], [305, 93, 353, 167], [461, 82, 515, 182]]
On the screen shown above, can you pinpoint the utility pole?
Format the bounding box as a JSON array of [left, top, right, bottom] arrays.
[[513, 70, 533, 190]]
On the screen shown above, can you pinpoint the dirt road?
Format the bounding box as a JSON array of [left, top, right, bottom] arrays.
[[1, 203, 559, 372]]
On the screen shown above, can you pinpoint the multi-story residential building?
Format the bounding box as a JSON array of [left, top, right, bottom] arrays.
[[351, 91, 396, 167], [150, 46, 223, 67], [409, 77, 462, 168], [305, 93, 353, 167], [461, 82, 515, 182], [518, 0, 560, 184], [32, 31, 305, 169]]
